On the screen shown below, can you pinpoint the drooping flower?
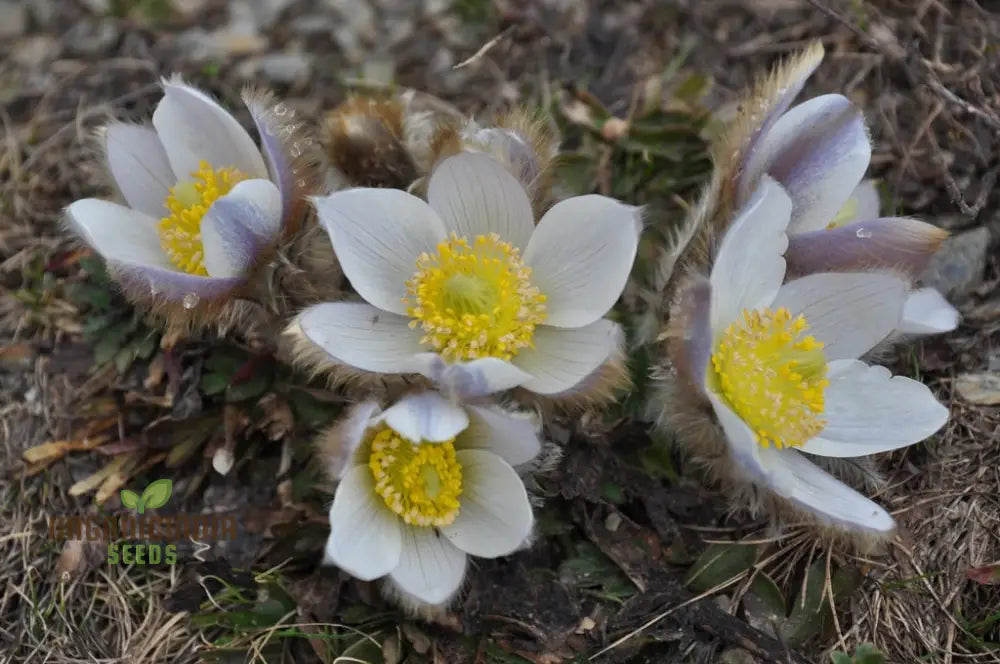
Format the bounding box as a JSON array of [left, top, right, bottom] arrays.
[[664, 178, 949, 534], [318, 391, 540, 607], [787, 180, 959, 334], [288, 152, 641, 399], [64, 78, 315, 327], [728, 47, 957, 335]]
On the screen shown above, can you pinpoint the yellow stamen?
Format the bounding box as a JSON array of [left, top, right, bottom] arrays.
[[709, 307, 830, 449], [158, 160, 248, 275], [405, 232, 547, 362], [825, 197, 859, 229], [368, 428, 463, 527]]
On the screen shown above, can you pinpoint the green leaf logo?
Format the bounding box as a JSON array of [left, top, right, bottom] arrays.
[[120, 479, 173, 514]]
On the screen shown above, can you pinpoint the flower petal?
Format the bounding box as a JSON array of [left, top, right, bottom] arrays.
[[390, 526, 467, 606], [710, 177, 792, 328], [427, 152, 535, 249], [201, 179, 282, 278], [458, 405, 541, 467], [292, 302, 426, 374], [324, 464, 403, 580], [898, 287, 959, 335], [379, 392, 470, 443], [66, 199, 169, 267], [313, 188, 446, 315], [800, 359, 949, 457], [747, 95, 871, 234], [770, 272, 907, 361], [759, 447, 896, 533], [674, 276, 713, 395], [103, 123, 175, 218], [440, 449, 533, 557], [523, 195, 642, 328], [843, 180, 881, 224], [786, 217, 948, 280], [738, 41, 825, 192], [325, 401, 381, 478], [152, 79, 267, 181], [512, 319, 619, 395], [707, 392, 780, 486], [413, 355, 533, 398], [242, 89, 305, 228]]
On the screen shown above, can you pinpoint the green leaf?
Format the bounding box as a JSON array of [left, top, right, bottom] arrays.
[[141, 479, 173, 509], [744, 572, 786, 622], [854, 643, 886, 664], [120, 489, 140, 510], [199, 372, 230, 396], [829, 652, 853, 664], [685, 543, 759, 593], [334, 632, 386, 664]]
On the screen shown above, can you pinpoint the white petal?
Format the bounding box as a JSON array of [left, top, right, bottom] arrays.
[[800, 359, 949, 457], [152, 80, 267, 181], [512, 320, 618, 395], [440, 450, 534, 557], [706, 392, 781, 487], [413, 355, 533, 398], [293, 302, 426, 374], [523, 195, 642, 328], [390, 526, 467, 606], [427, 153, 535, 249], [709, 177, 792, 328], [378, 392, 470, 443], [314, 188, 446, 315], [759, 447, 896, 533], [327, 400, 381, 478], [897, 288, 959, 335], [751, 95, 871, 234], [324, 465, 403, 580], [770, 272, 907, 361], [201, 179, 282, 278], [103, 123, 175, 218], [845, 180, 881, 224], [66, 199, 171, 268], [458, 405, 541, 467]]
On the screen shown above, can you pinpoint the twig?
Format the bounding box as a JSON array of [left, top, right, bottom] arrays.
[[453, 26, 514, 70]]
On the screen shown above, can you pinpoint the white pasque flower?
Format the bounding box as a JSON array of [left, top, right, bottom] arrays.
[[679, 178, 949, 533], [65, 78, 299, 306], [293, 151, 641, 396], [323, 392, 539, 606], [736, 58, 957, 335]]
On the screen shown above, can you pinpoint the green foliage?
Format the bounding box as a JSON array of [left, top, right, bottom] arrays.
[[69, 256, 159, 374], [830, 643, 887, 664], [559, 541, 636, 603], [685, 542, 759, 592]]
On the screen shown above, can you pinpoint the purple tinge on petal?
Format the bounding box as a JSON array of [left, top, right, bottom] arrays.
[[786, 217, 949, 280], [673, 276, 713, 395], [737, 43, 824, 192], [244, 92, 303, 232], [201, 180, 282, 278], [111, 261, 244, 303]]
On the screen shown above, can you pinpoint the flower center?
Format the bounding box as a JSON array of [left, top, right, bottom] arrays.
[[158, 160, 248, 275], [405, 232, 547, 362], [368, 427, 463, 527], [709, 307, 830, 449]]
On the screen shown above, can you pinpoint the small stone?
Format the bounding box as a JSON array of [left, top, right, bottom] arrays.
[[289, 13, 336, 35], [251, 53, 313, 85], [0, 1, 27, 38], [921, 226, 990, 299], [63, 18, 120, 57], [955, 372, 1000, 405]]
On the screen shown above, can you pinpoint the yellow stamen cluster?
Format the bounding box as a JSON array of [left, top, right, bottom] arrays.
[[826, 197, 860, 229], [368, 428, 463, 527], [405, 232, 547, 361], [158, 160, 248, 275], [710, 307, 830, 449]]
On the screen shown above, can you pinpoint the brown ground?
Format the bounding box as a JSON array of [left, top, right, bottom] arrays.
[[1, 1, 999, 663]]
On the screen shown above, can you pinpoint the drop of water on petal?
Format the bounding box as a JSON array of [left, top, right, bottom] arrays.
[[856, 227, 872, 239], [182, 292, 200, 309], [273, 102, 288, 116], [289, 142, 302, 158]]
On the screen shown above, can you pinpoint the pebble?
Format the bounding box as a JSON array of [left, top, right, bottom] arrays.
[[236, 53, 313, 84], [921, 226, 990, 299], [955, 372, 1000, 406], [0, 1, 27, 39]]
